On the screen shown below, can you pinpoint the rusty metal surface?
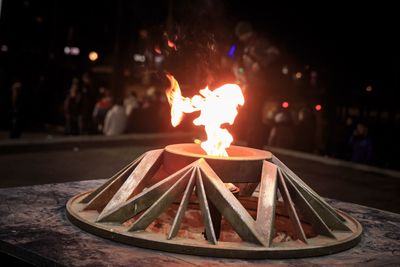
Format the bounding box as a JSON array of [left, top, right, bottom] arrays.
[[97, 164, 193, 223], [277, 168, 308, 244], [65, 145, 363, 259], [3, 180, 397, 266], [67, 191, 362, 259], [99, 149, 163, 218], [167, 173, 196, 240], [128, 170, 192, 232], [283, 170, 351, 231], [165, 143, 272, 160], [256, 160, 277, 246], [199, 159, 265, 246], [284, 171, 336, 238], [81, 153, 146, 204], [195, 167, 217, 244], [272, 155, 346, 223], [164, 143, 271, 183], [83, 157, 142, 211], [237, 182, 259, 196]]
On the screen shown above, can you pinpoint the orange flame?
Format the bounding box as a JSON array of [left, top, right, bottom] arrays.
[[166, 74, 244, 156]]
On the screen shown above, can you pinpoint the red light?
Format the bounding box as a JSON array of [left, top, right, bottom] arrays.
[[154, 46, 161, 54], [167, 40, 177, 50], [282, 101, 289, 108], [315, 104, 322, 111]]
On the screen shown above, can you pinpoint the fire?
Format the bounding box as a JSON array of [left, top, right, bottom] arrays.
[[166, 74, 244, 156]]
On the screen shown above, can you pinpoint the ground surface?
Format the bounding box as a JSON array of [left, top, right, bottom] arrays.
[[0, 133, 399, 265], [0, 179, 399, 266]]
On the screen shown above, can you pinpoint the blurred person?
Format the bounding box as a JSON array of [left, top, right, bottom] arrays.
[[132, 28, 154, 75], [234, 21, 281, 148], [71, 77, 80, 88], [258, 103, 277, 146], [138, 29, 154, 66], [93, 87, 113, 133], [141, 86, 157, 109], [268, 108, 294, 149], [342, 116, 355, 158], [123, 89, 139, 116], [125, 105, 139, 133], [79, 72, 97, 134], [314, 109, 329, 155], [124, 77, 156, 133], [294, 107, 316, 153], [329, 116, 354, 159], [135, 86, 161, 132], [349, 122, 374, 164], [64, 83, 82, 135], [103, 97, 127, 136], [9, 81, 24, 138]]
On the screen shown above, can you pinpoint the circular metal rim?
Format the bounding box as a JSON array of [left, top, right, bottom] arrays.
[[165, 143, 272, 161], [66, 191, 363, 259]]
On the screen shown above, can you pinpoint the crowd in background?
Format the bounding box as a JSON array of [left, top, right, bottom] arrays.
[[2, 21, 383, 168], [63, 71, 170, 137]]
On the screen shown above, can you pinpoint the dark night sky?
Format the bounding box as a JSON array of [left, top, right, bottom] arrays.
[[0, 0, 398, 169], [226, 2, 398, 93], [138, 1, 398, 96], [0, 1, 398, 97]]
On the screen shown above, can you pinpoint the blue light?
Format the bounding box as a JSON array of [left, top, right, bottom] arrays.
[[228, 44, 237, 58]]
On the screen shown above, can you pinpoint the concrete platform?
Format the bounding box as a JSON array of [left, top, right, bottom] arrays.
[[0, 180, 399, 266]]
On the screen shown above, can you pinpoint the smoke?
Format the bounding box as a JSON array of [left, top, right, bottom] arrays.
[[160, 0, 232, 93]]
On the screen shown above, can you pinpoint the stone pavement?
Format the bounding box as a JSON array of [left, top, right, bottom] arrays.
[[1, 133, 399, 265], [0, 179, 399, 266]]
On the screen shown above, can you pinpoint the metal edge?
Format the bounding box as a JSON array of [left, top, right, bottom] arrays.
[[66, 192, 363, 259]]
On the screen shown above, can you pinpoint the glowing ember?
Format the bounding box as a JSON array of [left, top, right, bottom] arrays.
[[166, 74, 244, 157]]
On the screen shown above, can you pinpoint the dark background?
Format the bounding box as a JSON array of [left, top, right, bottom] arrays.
[[0, 0, 398, 168]]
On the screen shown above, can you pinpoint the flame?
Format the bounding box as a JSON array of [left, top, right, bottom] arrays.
[[166, 74, 244, 156]]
